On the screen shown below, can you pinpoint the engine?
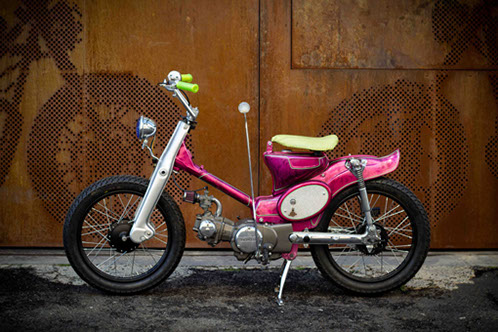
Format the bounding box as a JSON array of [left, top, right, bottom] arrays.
[[194, 214, 293, 258], [184, 189, 293, 262]]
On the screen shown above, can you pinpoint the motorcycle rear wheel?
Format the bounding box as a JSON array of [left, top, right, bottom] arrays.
[[310, 177, 430, 294], [63, 175, 186, 294]]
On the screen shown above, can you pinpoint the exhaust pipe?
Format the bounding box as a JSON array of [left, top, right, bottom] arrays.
[[289, 231, 369, 245]]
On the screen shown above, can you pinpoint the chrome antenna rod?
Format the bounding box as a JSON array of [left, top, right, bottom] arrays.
[[238, 102, 260, 256]]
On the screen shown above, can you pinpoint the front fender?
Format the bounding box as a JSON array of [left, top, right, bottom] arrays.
[[312, 150, 400, 198]]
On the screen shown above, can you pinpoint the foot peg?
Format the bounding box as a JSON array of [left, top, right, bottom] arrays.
[[275, 259, 292, 306]]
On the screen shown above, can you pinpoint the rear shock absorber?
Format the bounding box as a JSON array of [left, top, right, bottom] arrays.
[[345, 158, 371, 222], [345, 158, 379, 250]]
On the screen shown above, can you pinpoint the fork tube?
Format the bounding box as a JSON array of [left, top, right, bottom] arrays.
[[130, 120, 190, 243]]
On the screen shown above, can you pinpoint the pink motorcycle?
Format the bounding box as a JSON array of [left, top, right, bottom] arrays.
[[64, 71, 430, 304]]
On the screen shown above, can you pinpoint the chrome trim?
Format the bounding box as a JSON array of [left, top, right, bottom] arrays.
[[130, 120, 190, 243], [199, 219, 217, 238], [288, 228, 379, 245], [276, 259, 292, 306], [160, 71, 198, 121], [137, 116, 157, 139], [211, 197, 222, 217], [173, 88, 198, 120], [345, 157, 376, 235], [241, 106, 259, 254], [167, 70, 181, 83], [289, 231, 365, 244]]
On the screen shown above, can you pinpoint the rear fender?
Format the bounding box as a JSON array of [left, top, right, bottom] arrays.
[[312, 150, 400, 198]]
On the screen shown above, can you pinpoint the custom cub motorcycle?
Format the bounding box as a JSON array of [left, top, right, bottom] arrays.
[[64, 71, 430, 304]]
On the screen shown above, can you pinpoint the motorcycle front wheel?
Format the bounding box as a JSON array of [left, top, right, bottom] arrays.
[[310, 177, 430, 294], [63, 175, 186, 294]]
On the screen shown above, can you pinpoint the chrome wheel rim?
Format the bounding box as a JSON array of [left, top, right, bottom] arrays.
[[79, 192, 169, 281]]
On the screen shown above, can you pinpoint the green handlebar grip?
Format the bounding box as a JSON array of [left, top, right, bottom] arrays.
[[181, 74, 193, 82], [177, 81, 199, 93]]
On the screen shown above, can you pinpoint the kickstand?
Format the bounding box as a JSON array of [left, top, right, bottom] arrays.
[[275, 259, 292, 306]]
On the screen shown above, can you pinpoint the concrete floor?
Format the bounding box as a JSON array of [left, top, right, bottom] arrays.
[[0, 249, 497, 331]]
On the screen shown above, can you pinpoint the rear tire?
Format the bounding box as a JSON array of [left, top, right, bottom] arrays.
[[310, 177, 430, 294], [63, 175, 186, 294]]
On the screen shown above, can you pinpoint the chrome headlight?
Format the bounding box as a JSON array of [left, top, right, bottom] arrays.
[[136, 116, 157, 139]]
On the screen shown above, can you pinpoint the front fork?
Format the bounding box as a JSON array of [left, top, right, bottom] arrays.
[[129, 120, 190, 243]]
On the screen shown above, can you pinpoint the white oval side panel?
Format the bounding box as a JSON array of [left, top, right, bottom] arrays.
[[279, 184, 330, 221]]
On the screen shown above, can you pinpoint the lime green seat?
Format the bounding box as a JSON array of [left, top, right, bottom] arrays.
[[271, 134, 339, 152]]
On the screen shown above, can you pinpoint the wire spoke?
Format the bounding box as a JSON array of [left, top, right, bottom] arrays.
[[329, 218, 349, 230], [387, 248, 410, 253], [388, 229, 413, 240], [119, 194, 134, 220], [91, 208, 120, 222], [121, 195, 141, 220], [81, 228, 110, 237], [343, 202, 358, 228], [83, 220, 108, 240], [99, 251, 127, 270], [387, 240, 402, 265], [82, 222, 112, 229], [371, 194, 381, 209], [82, 241, 103, 245], [152, 235, 168, 245], [372, 254, 393, 274], [347, 256, 363, 271], [97, 202, 122, 219], [375, 209, 406, 223], [89, 238, 108, 262], [328, 191, 415, 280], [334, 213, 363, 224], [156, 228, 169, 235], [96, 252, 118, 268], [338, 207, 363, 221], [155, 221, 168, 234], [131, 251, 136, 276], [141, 244, 158, 264], [385, 244, 412, 248], [78, 191, 170, 280]]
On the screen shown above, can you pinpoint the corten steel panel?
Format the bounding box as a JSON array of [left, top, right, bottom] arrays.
[[260, 0, 498, 248], [292, 0, 498, 69], [0, 0, 259, 247]]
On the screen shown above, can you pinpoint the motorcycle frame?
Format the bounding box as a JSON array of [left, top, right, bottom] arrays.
[[130, 88, 401, 247]]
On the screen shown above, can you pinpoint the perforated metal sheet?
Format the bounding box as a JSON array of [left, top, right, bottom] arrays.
[[28, 73, 192, 223], [1, 0, 192, 225], [1, 0, 497, 249], [1, 0, 260, 247], [261, 0, 498, 248], [1, 0, 83, 188], [318, 75, 469, 228]]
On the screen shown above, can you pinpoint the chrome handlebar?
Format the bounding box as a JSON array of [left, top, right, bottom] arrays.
[[159, 70, 199, 121]]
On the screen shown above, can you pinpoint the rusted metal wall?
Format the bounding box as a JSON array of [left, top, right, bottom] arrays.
[[0, 0, 497, 248], [0, 0, 259, 247], [260, 0, 498, 248]]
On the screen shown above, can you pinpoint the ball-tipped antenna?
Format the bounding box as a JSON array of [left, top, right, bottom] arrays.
[[238, 102, 260, 256], [238, 102, 250, 114]]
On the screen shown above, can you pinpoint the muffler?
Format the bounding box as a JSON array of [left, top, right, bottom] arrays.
[[289, 231, 368, 245]]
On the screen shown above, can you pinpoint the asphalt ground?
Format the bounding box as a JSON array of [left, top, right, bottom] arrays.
[[0, 250, 497, 331]]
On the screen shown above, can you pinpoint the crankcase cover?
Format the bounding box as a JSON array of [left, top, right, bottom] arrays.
[[234, 225, 262, 253], [278, 182, 331, 221]]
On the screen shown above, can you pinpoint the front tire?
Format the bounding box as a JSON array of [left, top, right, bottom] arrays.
[[63, 175, 186, 294], [310, 178, 430, 294]]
